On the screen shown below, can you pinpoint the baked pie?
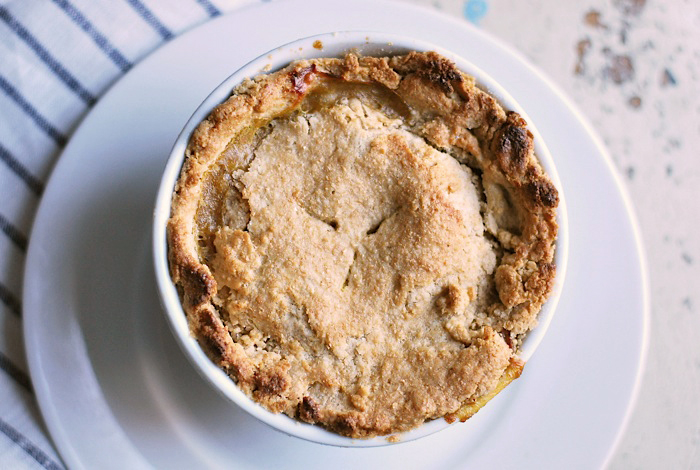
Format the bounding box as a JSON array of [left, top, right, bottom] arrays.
[[167, 51, 558, 438]]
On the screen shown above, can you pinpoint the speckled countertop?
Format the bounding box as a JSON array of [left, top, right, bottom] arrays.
[[408, 0, 700, 467]]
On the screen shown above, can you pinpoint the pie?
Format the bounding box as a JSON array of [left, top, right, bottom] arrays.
[[167, 51, 559, 438]]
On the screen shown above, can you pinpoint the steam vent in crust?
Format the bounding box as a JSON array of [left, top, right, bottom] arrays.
[[167, 51, 559, 439]]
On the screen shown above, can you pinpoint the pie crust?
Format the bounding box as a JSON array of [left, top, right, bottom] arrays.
[[167, 51, 558, 438]]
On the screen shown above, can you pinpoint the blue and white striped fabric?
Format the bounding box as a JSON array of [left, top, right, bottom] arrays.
[[0, 1, 248, 467]]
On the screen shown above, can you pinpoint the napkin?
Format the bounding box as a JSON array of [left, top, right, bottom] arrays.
[[0, 1, 247, 467]]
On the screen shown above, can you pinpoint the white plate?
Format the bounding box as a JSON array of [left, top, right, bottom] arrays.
[[22, 0, 649, 469]]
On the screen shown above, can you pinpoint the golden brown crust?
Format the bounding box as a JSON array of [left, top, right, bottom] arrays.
[[167, 51, 558, 438]]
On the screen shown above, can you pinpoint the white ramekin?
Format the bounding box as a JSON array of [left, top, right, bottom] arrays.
[[153, 31, 568, 447]]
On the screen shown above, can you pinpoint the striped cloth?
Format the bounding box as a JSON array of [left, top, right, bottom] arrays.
[[0, 0, 249, 467]]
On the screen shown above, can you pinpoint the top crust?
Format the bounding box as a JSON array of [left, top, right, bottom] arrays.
[[167, 51, 558, 438]]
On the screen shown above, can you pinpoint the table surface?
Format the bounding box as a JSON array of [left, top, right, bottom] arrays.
[[0, 0, 698, 468]]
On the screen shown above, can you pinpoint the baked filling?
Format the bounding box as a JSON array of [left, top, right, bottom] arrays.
[[168, 52, 558, 438]]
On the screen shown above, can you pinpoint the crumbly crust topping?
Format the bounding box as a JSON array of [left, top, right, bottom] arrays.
[[167, 52, 558, 438]]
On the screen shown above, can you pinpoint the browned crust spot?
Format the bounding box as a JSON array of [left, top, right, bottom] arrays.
[[412, 53, 463, 93], [298, 396, 321, 423]]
